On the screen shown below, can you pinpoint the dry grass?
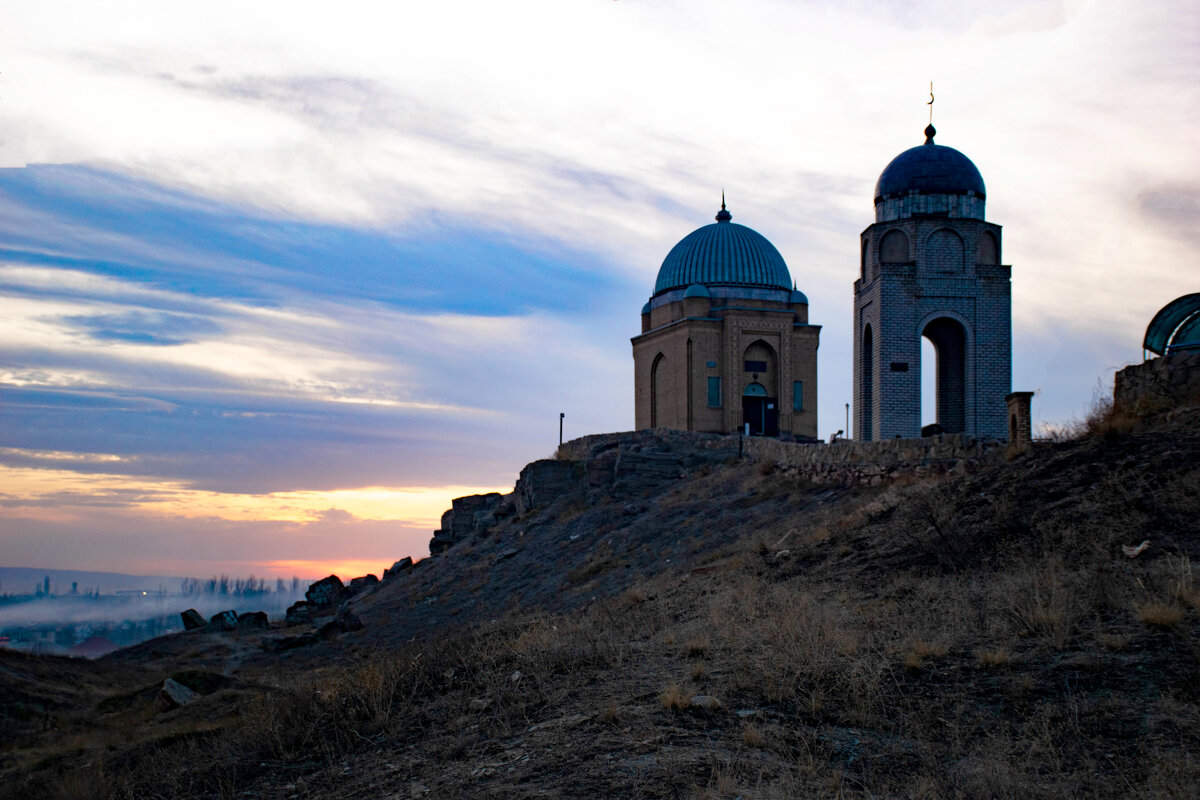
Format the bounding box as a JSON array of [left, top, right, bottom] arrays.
[[1135, 602, 1185, 629], [740, 723, 765, 748], [976, 647, 1011, 667], [659, 683, 693, 712]]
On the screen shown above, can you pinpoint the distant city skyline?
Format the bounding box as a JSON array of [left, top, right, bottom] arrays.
[[1, 1, 1197, 578]]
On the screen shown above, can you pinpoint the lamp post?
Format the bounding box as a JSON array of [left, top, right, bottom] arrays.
[[559, 412, 565, 447], [845, 403, 850, 440]]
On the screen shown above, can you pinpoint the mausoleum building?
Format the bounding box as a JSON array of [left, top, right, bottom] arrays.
[[854, 124, 1012, 440], [631, 201, 821, 438]]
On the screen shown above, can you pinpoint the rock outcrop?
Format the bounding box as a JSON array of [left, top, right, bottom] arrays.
[[430, 493, 506, 554]]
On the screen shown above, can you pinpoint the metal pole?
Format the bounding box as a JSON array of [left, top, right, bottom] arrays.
[[845, 403, 850, 440], [559, 412, 564, 447]]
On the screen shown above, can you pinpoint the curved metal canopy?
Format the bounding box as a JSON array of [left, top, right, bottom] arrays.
[[1144, 292, 1200, 356]]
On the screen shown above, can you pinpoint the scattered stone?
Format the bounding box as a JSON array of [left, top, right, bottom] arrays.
[[237, 611, 268, 630], [496, 547, 519, 562], [156, 678, 199, 711], [689, 695, 723, 711], [383, 557, 413, 579], [305, 575, 347, 610], [468, 698, 490, 712], [180, 608, 205, 631], [205, 610, 238, 633], [285, 601, 311, 627]]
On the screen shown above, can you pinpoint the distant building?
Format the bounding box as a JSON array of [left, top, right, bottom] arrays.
[[632, 199, 820, 438], [854, 124, 1012, 440]]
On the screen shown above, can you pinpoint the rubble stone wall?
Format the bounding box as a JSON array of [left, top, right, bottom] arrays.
[[1114, 351, 1200, 417]]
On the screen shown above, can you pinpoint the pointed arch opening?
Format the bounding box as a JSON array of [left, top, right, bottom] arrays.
[[741, 340, 778, 436], [861, 324, 874, 440], [922, 317, 967, 434], [650, 352, 666, 428]]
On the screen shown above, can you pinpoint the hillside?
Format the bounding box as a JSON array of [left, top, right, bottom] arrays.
[[2, 408, 1198, 799]]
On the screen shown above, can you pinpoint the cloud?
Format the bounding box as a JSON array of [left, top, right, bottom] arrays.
[[0, 0, 1197, 578]]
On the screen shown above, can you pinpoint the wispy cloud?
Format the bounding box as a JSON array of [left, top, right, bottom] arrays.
[[0, 0, 1196, 576]]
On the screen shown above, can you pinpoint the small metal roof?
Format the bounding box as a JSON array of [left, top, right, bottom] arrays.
[[654, 204, 792, 295], [875, 125, 986, 203], [1144, 292, 1200, 356]]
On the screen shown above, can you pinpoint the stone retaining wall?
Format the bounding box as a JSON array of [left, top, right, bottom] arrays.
[[745, 432, 1001, 486], [1114, 351, 1200, 417]]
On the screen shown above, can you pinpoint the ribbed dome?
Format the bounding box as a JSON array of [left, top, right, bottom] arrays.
[[874, 125, 986, 203], [654, 205, 792, 295]]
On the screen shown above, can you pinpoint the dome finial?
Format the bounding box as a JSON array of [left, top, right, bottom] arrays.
[[924, 82, 936, 143], [715, 190, 732, 222]]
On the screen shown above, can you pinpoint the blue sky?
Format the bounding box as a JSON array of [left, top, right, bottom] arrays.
[[0, 0, 1197, 578]]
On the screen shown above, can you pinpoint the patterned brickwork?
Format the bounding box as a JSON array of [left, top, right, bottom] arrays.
[[853, 198, 1012, 441]]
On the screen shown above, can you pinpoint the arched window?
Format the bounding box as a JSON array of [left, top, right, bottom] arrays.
[[879, 229, 909, 263], [978, 231, 998, 265], [926, 229, 965, 273]]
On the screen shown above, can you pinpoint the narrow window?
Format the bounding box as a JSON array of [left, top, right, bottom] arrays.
[[707, 376, 721, 408], [744, 360, 767, 373], [792, 381, 803, 412]]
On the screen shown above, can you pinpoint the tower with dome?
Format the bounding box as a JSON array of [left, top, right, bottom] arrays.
[[854, 123, 1012, 441], [631, 198, 821, 438]]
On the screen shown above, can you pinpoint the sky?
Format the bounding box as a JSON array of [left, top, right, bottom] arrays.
[[0, 0, 1196, 581]]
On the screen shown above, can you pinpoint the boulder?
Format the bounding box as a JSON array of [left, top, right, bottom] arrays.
[[348, 574, 379, 593], [236, 611, 268, 630], [383, 557, 413, 580], [180, 608, 206, 631], [156, 678, 199, 711], [689, 695, 723, 711], [205, 610, 238, 633], [285, 601, 312, 627], [305, 575, 347, 610]]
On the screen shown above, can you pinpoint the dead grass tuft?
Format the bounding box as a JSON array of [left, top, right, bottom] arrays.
[[740, 723, 766, 748], [976, 647, 1011, 668], [659, 683, 693, 711], [1135, 602, 1184, 630]]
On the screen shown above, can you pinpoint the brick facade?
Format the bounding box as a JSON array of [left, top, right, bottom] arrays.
[[853, 167, 1012, 441], [632, 287, 820, 439]]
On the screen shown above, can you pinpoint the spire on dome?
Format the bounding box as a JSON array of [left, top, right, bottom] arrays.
[[715, 191, 732, 222], [924, 124, 936, 144]]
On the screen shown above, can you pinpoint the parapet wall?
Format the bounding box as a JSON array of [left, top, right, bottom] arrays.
[[745, 432, 1001, 486], [1114, 351, 1200, 417]]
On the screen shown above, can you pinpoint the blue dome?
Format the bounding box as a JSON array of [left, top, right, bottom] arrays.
[[683, 283, 712, 298], [654, 204, 792, 295], [875, 125, 986, 203], [790, 289, 808, 305]]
